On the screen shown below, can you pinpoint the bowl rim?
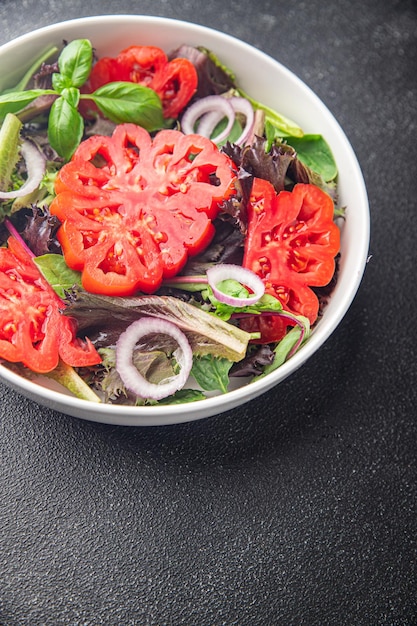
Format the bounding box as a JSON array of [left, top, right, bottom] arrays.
[[0, 15, 370, 426]]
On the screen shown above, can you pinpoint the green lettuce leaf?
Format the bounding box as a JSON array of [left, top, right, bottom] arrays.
[[191, 355, 233, 393], [34, 253, 82, 298]]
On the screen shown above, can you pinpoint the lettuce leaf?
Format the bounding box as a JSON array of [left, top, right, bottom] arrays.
[[64, 288, 252, 363], [191, 355, 233, 393]]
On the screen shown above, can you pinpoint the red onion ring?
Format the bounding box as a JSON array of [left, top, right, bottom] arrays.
[[0, 140, 46, 199], [181, 95, 235, 143], [181, 95, 254, 146], [207, 264, 265, 306], [197, 109, 229, 142], [229, 96, 255, 146], [115, 318, 193, 400]]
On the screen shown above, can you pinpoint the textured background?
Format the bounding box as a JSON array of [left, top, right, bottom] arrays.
[[1, 1, 416, 624]]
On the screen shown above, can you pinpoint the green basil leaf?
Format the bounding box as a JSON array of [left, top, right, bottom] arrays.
[[52, 73, 72, 93], [58, 39, 93, 88], [48, 96, 84, 161], [34, 253, 82, 299], [191, 355, 233, 393], [0, 89, 55, 120], [88, 81, 164, 130], [60, 87, 80, 108], [287, 134, 338, 182]]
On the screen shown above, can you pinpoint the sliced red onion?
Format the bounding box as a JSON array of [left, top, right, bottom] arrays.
[[115, 318, 193, 400], [197, 110, 228, 142], [181, 95, 255, 146], [0, 140, 46, 199], [207, 263, 265, 307], [181, 94, 235, 143], [229, 96, 255, 146], [4, 218, 35, 258]]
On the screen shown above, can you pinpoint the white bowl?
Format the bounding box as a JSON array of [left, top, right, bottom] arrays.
[[0, 15, 369, 426]]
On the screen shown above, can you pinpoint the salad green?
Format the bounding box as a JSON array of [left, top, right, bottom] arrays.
[[0, 37, 341, 406]]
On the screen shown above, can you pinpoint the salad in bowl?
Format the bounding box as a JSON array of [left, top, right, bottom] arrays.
[[0, 16, 369, 425]]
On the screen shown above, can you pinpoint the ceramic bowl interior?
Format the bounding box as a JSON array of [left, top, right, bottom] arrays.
[[0, 15, 370, 426]]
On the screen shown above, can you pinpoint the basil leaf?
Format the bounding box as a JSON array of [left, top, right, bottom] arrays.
[[60, 87, 80, 108], [58, 39, 93, 88], [191, 355, 233, 393], [0, 89, 55, 120], [52, 73, 72, 93], [34, 253, 82, 299], [48, 96, 84, 160], [287, 134, 338, 182], [88, 82, 164, 130]]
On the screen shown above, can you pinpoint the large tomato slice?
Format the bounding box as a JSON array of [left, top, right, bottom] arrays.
[[50, 124, 237, 296], [242, 178, 340, 342], [0, 236, 101, 373], [88, 45, 198, 119]]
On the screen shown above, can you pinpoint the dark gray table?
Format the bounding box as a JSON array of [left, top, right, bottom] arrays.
[[1, 1, 416, 624]]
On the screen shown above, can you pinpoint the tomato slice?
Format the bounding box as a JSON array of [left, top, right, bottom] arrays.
[[242, 179, 340, 342], [116, 46, 170, 86], [88, 45, 198, 118], [150, 57, 199, 119], [0, 237, 101, 373], [50, 124, 237, 296]]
